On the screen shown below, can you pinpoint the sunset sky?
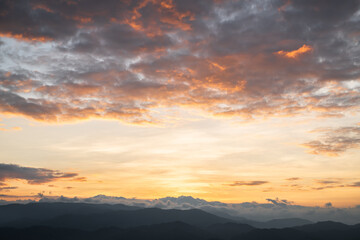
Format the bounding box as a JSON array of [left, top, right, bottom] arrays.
[[0, 0, 360, 207]]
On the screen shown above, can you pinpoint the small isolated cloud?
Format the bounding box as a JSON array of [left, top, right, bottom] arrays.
[[286, 177, 301, 181], [312, 185, 345, 191], [302, 126, 360, 156], [348, 181, 360, 187], [0, 163, 81, 185], [317, 180, 340, 185], [275, 44, 313, 59], [227, 181, 269, 186], [72, 177, 87, 182], [0, 186, 17, 191], [266, 198, 293, 206], [325, 202, 333, 208], [311, 179, 360, 190]]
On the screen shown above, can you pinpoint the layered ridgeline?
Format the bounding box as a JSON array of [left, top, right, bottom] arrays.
[[0, 202, 359, 240], [3, 195, 360, 224]]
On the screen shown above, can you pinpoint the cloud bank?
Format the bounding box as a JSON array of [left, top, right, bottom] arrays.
[[0, 0, 359, 124]]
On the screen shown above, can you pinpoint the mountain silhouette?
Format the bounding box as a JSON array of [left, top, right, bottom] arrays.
[[1, 202, 360, 240], [1, 221, 360, 240], [0, 202, 139, 225], [254, 218, 313, 228], [1, 207, 233, 229]]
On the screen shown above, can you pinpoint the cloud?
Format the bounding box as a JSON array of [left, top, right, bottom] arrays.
[[0, 163, 80, 185], [324, 202, 333, 208], [286, 177, 301, 181], [0, 0, 359, 124], [276, 44, 313, 59], [0, 186, 17, 191], [302, 126, 360, 156], [348, 181, 360, 187], [266, 198, 293, 206], [227, 181, 269, 186], [317, 180, 340, 185], [309, 179, 360, 190]]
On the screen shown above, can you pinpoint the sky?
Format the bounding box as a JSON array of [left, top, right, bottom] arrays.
[[0, 0, 360, 208]]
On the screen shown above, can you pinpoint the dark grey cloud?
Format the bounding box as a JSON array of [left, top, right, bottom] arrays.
[[281, 0, 360, 25], [0, 163, 80, 184], [228, 181, 269, 186], [303, 126, 360, 156], [324, 202, 333, 208]]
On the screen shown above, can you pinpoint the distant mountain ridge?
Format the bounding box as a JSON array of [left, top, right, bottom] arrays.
[[0, 202, 359, 239], [0, 202, 314, 229], [3, 195, 360, 225]]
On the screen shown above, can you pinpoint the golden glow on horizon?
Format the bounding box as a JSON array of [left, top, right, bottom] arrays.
[[1, 113, 359, 207]]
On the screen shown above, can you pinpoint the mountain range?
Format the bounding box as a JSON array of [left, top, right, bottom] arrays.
[[0, 202, 359, 240]]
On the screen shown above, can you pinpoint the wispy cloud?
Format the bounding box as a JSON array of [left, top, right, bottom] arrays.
[[311, 179, 360, 190], [286, 178, 301, 181], [302, 126, 360, 156], [227, 181, 269, 186], [0, 186, 17, 191], [348, 181, 360, 187]]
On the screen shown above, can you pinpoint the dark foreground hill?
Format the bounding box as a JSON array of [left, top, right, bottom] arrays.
[[0, 202, 139, 225], [0, 202, 359, 240], [0, 203, 233, 229], [1, 221, 360, 240], [0, 202, 313, 229], [7, 208, 232, 229]]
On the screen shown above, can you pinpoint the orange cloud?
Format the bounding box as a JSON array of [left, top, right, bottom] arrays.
[[276, 44, 313, 59], [0, 32, 52, 42], [32, 4, 54, 13], [208, 60, 226, 71]]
